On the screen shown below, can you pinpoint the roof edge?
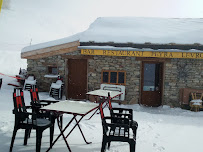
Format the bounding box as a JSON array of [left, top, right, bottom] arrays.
[[21, 41, 80, 59], [80, 42, 203, 50]]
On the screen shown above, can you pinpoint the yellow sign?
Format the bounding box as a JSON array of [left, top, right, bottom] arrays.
[[81, 49, 203, 59], [0, 0, 3, 13]]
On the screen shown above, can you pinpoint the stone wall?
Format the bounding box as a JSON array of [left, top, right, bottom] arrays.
[[164, 58, 203, 107], [27, 55, 65, 91], [27, 51, 203, 107], [88, 56, 141, 103]]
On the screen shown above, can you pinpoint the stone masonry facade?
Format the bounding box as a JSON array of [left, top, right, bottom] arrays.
[[164, 58, 203, 107], [27, 50, 203, 107]]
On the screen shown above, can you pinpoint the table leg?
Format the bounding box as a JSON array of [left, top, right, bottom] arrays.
[[86, 108, 99, 120], [65, 115, 91, 144], [74, 118, 92, 144], [87, 99, 109, 120], [46, 115, 76, 152]]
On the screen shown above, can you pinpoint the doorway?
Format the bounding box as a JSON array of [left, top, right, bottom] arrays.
[[141, 61, 163, 107], [67, 59, 87, 99]]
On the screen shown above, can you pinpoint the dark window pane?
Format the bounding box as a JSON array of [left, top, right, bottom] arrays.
[[110, 72, 117, 83], [103, 72, 109, 83], [52, 67, 58, 75], [143, 63, 159, 91], [118, 72, 125, 83], [48, 66, 58, 75]]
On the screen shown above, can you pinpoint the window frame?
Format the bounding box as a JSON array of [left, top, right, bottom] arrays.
[[101, 70, 126, 85]]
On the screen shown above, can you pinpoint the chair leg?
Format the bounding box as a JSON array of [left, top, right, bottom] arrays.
[[36, 129, 43, 152], [28, 129, 32, 138], [50, 125, 54, 148], [10, 127, 18, 152], [24, 129, 30, 145], [107, 141, 111, 150], [101, 137, 107, 152], [60, 115, 63, 129], [129, 141, 135, 152]]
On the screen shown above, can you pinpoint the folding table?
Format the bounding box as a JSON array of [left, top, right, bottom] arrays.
[[40, 100, 99, 152], [86, 89, 123, 119]]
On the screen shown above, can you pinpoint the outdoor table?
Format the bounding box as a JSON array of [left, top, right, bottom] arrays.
[[40, 100, 99, 152], [86, 89, 123, 119]]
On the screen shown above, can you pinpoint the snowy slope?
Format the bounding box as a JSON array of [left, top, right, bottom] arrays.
[[0, 0, 92, 75]]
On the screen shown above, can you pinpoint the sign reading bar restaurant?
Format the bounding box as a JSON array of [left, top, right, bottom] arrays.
[[81, 49, 203, 59]]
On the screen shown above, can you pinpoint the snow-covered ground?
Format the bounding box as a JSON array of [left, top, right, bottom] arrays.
[[0, 75, 203, 152]]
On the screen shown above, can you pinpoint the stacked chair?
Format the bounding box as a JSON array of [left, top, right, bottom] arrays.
[[10, 87, 54, 152], [23, 75, 36, 91], [99, 93, 138, 152], [49, 76, 64, 99]]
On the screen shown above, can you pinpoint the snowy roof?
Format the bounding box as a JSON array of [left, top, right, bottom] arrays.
[[21, 32, 81, 53], [80, 17, 203, 45], [21, 17, 203, 53]]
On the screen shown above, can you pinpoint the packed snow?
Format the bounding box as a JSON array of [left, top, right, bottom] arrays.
[[0, 75, 203, 152]]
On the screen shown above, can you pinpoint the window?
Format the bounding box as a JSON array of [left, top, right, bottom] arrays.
[[101, 70, 126, 85], [48, 66, 58, 75]]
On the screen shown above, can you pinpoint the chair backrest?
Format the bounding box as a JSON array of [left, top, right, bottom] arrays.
[[30, 86, 40, 104], [100, 84, 125, 101], [27, 76, 35, 81], [13, 88, 27, 113], [191, 92, 203, 100]]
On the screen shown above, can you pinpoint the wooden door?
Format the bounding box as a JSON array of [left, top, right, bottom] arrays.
[[67, 59, 87, 99], [141, 61, 163, 107]]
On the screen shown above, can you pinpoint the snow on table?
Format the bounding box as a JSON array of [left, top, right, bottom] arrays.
[[41, 100, 99, 115], [86, 89, 122, 98]]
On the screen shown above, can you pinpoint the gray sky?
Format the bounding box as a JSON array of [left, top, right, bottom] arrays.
[[0, 0, 203, 51]]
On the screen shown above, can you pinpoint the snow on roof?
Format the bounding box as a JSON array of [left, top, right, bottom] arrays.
[[21, 32, 82, 53], [80, 17, 203, 45], [21, 17, 203, 53]]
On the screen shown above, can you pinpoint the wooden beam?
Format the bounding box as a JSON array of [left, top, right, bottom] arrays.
[[22, 46, 79, 59], [136, 57, 171, 62], [61, 55, 94, 59], [21, 41, 80, 59]]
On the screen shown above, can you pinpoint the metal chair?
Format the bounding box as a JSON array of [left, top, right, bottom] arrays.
[[10, 88, 54, 152], [99, 102, 137, 152]]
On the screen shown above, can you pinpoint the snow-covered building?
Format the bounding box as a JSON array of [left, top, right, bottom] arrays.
[[21, 17, 203, 108]]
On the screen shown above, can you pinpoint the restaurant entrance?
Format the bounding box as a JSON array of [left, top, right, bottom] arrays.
[[141, 61, 163, 107]]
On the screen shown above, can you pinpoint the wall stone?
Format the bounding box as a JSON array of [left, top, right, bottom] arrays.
[[27, 50, 203, 107], [88, 55, 141, 104], [164, 58, 203, 107], [27, 55, 65, 91]]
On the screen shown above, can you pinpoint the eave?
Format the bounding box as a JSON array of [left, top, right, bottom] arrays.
[[21, 41, 80, 59]]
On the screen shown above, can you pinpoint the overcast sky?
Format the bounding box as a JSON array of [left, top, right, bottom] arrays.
[[0, 0, 203, 51]]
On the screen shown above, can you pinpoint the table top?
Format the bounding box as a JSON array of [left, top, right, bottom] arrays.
[[86, 89, 123, 98], [40, 100, 99, 115]]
